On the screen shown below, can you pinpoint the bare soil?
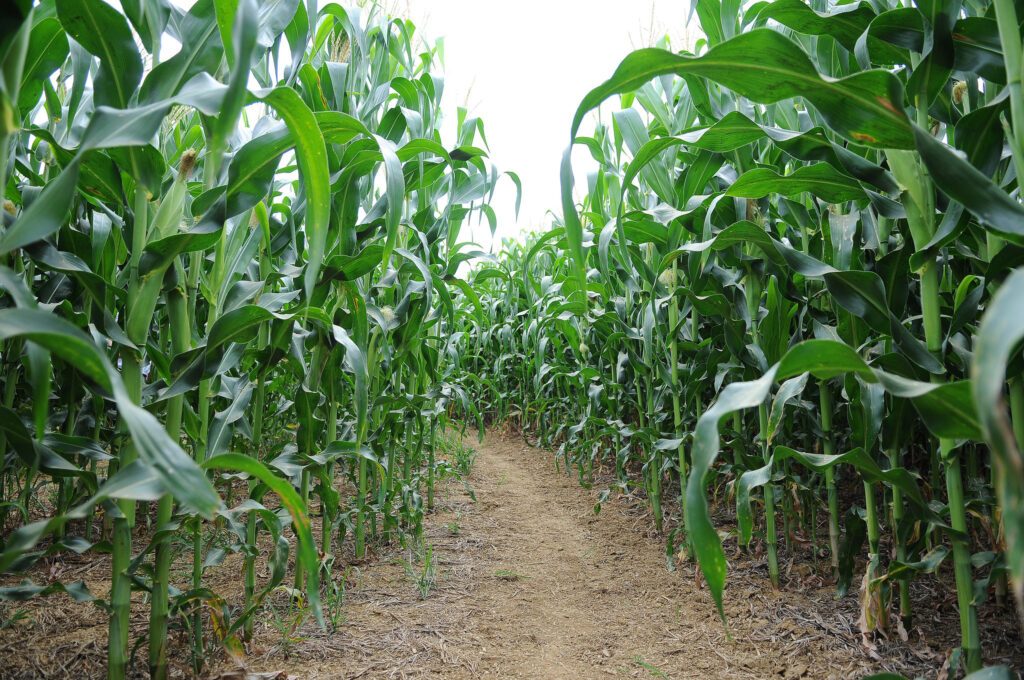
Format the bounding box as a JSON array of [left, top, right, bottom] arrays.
[[2, 428, 1022, 679]]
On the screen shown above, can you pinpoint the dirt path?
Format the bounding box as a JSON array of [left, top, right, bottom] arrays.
[[241, 429, 890, 680]]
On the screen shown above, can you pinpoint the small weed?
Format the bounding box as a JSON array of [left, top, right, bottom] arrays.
[[494, 568, 526, 582], [439, 430, 478, 477], [447, 519, 460, 536], [0, 608, 30, 630], [323, 563, 352, 631], [632, 655, 668, 679], [266, 587, 309, 655], [402, 541, 437, 599]]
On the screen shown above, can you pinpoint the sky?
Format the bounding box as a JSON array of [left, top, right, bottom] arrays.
[[399, 1, 692, 249]]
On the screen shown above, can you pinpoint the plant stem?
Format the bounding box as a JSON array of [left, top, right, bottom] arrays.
[[150, 287, 190, 679], [921, 260, 981, 671], [887, 445, 912, 626], [109, 187, 148, 680], [819, 382, 840, 576]]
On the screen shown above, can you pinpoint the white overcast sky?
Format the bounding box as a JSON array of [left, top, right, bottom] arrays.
[[400, 1, 692, 249]]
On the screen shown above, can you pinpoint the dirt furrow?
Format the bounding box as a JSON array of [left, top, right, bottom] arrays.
[[227, 428, 952, 679], [447, 429, 830, 680]]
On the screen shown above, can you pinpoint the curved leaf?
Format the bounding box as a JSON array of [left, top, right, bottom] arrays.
[[570, 29, 913, 149]]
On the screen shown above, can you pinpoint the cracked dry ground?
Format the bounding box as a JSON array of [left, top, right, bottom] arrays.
[[234, 428, 985, 680]]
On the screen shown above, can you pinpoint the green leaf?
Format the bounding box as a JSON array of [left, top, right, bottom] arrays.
[[726, 163, 866, 203], [913, 125, 1024, 245], [56, 0, 142, 109], [570, 29, 913, 149], [0, 81, 226, 256], [767, 373, 808, 443], [756, 0, 875, 51], [687, 366, 779, 620], [374, 134, 406, 269], [971, 268, 1024, 616], [17, 17, 68, 115], [676, 111, 897, 192], [82, 460, 166, 504], [332, 324, 368, 444], [0, 309, 219, 518], [822, 270, 943, 374], [559, 146, 590, 311], [0, 157, 81, 256], [212, 0, 257, 152], [323, 245, 385, 282], [262, 87, 331, 298], [139, 0, 222, 103], [952, 18, 1006, 84]]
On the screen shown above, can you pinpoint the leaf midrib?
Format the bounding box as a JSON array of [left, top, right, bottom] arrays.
[[583, 38, 912, 145], [79, 1, 130, 108], [687, 55, 909, 136], [19, 24, 65, 92], [733, 167, 861, 195]]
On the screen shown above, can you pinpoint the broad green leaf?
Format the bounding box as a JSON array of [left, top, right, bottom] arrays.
[[756, 0, 875, 51], [56, 0, 142, 109], [914, 125, 1024, 245], [17, 17, 68, 115], [688, 337, 977, 616], [0, 309, 219, 518], [767, 373, 808, 443], [971, 268, 1024, 615], [952, 17, 1006, 83], [139, 0, 222, 103], [374, 134, 406, 269], [570, 29, 913, 149], [726, 164, 866, 203], [676, 112, 897, 192], [688, 367, 779, 620], [0, 79, 226, 255], [738, 444, 945, 544], [262, 87, 330, 298]]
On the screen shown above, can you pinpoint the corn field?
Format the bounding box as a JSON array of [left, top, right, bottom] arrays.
[[0, 0, 505, 676], [1, 0, 1024, 678]]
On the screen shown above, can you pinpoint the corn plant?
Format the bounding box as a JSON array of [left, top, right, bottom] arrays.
[[0, 1, 507, 677]]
